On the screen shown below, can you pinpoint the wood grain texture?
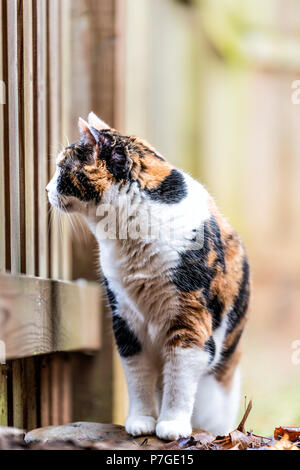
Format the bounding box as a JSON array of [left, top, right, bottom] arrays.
[[0, 0, 5, 272], [49, 355, 60, 425], [60, 355, 72, 424], [7, 0, 21, 274], [34, 0, 49, 278], [1, 273, 101, 360], [40, 356, 50, 427], [48, 0, 62, 280], [0, 365, 8, 426], [23, 0, 35, 276], [72, 303, 113, 424], [60, 0, 72, 282], [12, 360, 23, 428], [24, 357, 38, 430]]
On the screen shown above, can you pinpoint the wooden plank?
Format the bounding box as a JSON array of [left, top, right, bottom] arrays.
[[1, 273, 101, 359], [0, 365, 8, 426], [23, 0, 35, 276], [40, 356, 51, 427], [2, 0, 11, 273], [0, 0, 6, 272], [72, 302, 113, 424], [34, 0, 49, 278], [61, 354, 72, 424], [88, 0, 116, 124], [12, 360, 24, 428], [24, 357, 38, 430], [60, 0, 72, 281], [42, 354, 71, 426], [49, 355, 60, 425], [6, 0, 21, 274], [114, 0, 126, 132], [48, 0, 62, 280]]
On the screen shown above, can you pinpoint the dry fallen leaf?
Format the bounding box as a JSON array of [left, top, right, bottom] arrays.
[[229, 430, 262, 450], [274, 427, 300, 442], [268, 433, 299, 451]]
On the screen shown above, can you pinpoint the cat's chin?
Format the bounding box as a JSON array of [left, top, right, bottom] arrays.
[[58, 201, 75, 213]]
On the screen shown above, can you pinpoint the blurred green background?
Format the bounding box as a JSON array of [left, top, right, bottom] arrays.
[[124, 0, 300, 435]]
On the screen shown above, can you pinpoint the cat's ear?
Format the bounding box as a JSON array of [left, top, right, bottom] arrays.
[[88, 112, 110, 131], [78, 117, 98, 146]]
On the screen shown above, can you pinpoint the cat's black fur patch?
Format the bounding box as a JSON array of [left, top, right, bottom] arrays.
[[103, 277, 142, 358], [208, 295, 224, 330], [209, 217, 226, 271], [214, 329, 243, 373], [103, 277, 118, 314], [205, 336, 216, 363], [112, 314, 142, 358], [226, 257, 250, 334], [102, 146, 131, 182], [57, 171, 100, 203], [57, 143, 101, 202], [172, 217, 226, 330], [144, 169, 187, 204]]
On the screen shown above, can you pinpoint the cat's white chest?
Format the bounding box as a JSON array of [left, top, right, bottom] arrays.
[[99, 238, 179, 327]]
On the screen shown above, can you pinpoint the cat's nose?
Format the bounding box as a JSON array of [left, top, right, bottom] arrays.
[[45, 187, 49, 193]]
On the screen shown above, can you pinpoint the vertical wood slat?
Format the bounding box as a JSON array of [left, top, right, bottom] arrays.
[[0, 365, 9, 426], [24, 358, 38, 430], [23, 0, 35, 275], [40, 356, 51, 427], [50, 355, 60, 425], [61, 355, 71, 424], [60, 0, 72, 281], [6, 0, 21, 274], [12, 360, 23, 428], [34, 0, 49, 278], [11, 358, 38, 430], [0, 0, 6, 272], [48, 0, 61, 280]]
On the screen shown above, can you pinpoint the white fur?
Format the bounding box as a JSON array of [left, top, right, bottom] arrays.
[[192, 367, 241, 435]]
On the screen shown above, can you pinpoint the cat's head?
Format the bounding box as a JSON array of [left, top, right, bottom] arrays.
[[46, 113, 129, 214], [46, 112, 178, 216]]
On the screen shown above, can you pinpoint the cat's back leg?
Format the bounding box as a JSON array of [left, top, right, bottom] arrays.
[[192, 360, 241, 435]]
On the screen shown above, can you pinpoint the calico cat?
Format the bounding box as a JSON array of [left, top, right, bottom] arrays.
[[46, 112, 250, 440]]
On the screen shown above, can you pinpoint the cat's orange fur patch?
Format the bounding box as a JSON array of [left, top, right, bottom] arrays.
[[215, 345, 242, 390], [166, 291, 212, 349], [84, 159, 115, 195], [131, 152, 173, 190]]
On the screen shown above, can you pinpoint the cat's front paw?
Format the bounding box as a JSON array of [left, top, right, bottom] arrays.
[[156, 419, 192, 441], [125, 415, 156, 436]]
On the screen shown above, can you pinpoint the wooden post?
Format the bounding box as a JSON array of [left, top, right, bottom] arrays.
[[0, 365, 9, 426], [60, 0, 72, 282], [12, 360, 23, 428], [33, 0, 49, 278], [48, 0, 62, 280], [0, 0, 6, 272], [7, 0, 22, 274], [23, 0, 35, 276], [40, 356, 51, 427]]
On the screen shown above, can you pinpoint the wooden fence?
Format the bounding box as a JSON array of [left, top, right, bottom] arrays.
[[0, 0, 125, 430]]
